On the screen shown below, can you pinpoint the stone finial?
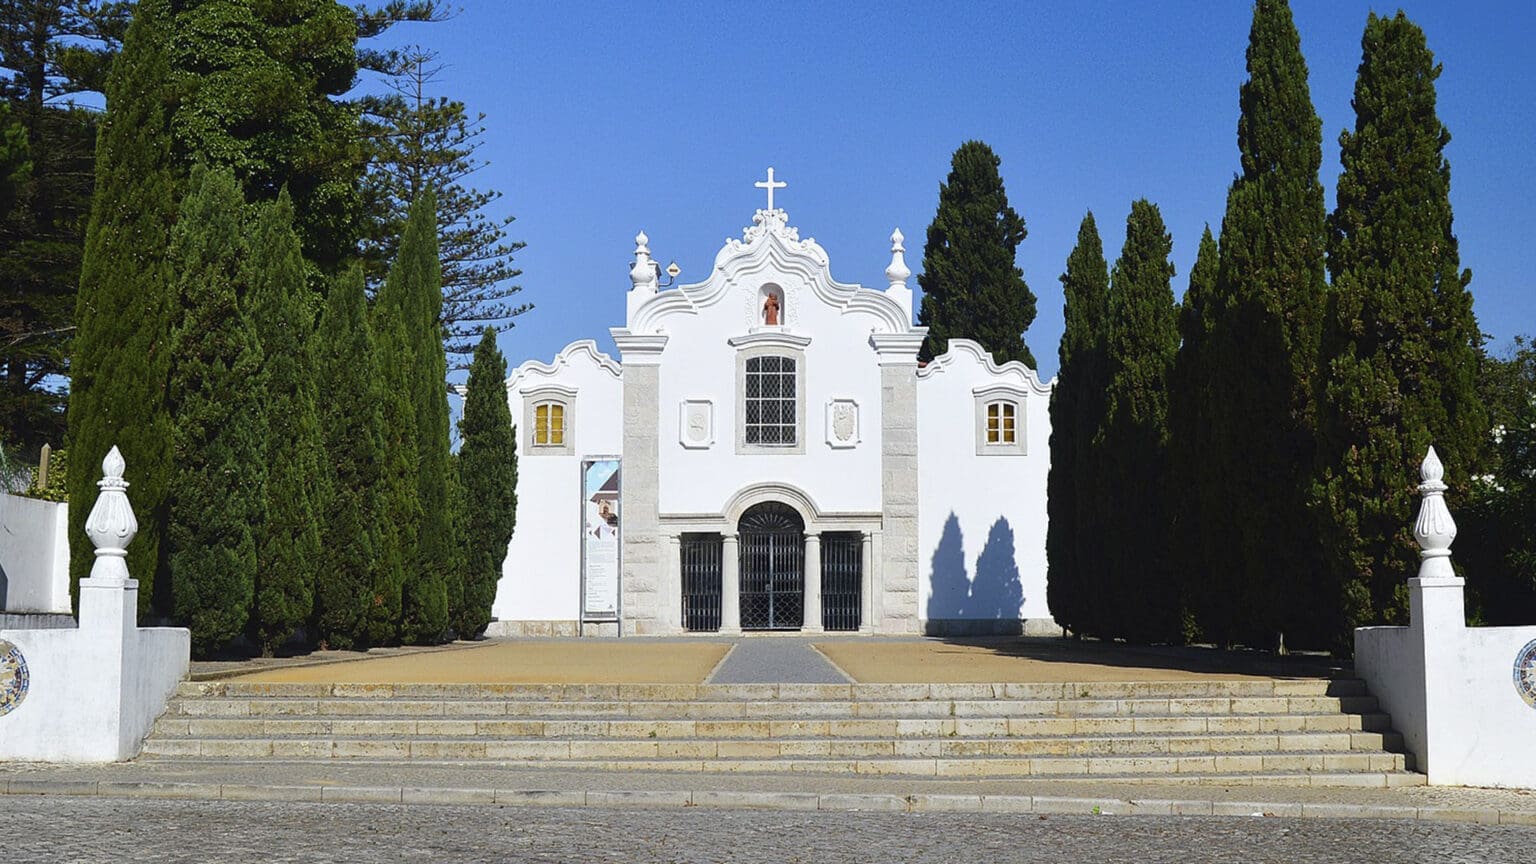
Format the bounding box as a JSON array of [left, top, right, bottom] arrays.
[[36, 442, 50, 490], [83, 445, 137, 585], [629, 231, 657, 291], [1413, 446, 1457, 580], [886, 228, 911, 288]]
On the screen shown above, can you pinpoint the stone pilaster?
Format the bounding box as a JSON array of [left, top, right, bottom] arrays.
[[802, 533, 823, 633], [872, 333, 925, 634], [612, 330, 668, 635], [721, 533, 741, 634]]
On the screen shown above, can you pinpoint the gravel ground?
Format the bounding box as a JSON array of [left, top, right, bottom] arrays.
[[4, 796, 1531, 863]]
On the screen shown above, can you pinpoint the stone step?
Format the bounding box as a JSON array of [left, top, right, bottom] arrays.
[[176, 679, 1370, 701], [161, 695, 1380, 720], [149, 715, 1400, 743], [135, 744, 1413, 778], [140, 731, 1403, 760]]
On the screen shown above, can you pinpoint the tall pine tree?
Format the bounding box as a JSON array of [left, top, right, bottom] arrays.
[[917, 140, 1036, 367], [313, 264, 381, 649], [1099, 200, 1181, 642], [1045, 213, 1110, 636], [1167, 225, 1220, 643], [456, 325, 517, 638], [165, 163, 266, 655], [247, 190, 322, 655], [377, 190, 451, 643], [1198, 0, 1328, 649], [1314, 11, 1486, 640], [65, 0, 177, 617]]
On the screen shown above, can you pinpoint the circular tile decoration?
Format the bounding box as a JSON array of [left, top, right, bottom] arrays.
[[0, 638, 28, 717], [1516, 639, 1536, 710]]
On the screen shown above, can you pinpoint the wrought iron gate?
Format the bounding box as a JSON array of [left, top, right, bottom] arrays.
[[738, 502, 804, 630], [680, 533, 723, 632], [821, 532, 862, 631]]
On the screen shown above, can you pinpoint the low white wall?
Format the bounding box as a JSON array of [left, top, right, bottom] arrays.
[[0, 493, 70, 614], [0, 580, 188, 762], [1353, 625, 1425, 769]]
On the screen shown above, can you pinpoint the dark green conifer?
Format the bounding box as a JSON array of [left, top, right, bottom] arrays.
[[1045, 213, 1110, 636], [1314, 11, 1486, 639], [1167, 225, 1220, 643], [369, 302, 420, 644], [377, 190, 450, 643], [917, 141, 1037, 367], [64, 0, 177, 617], [312, 265, 380, 649], [1199, 0, 1328, 648], [1099, 201, 1180, 641], [164, 164, 267, 655], [455, 326, 518, 638], [247, 190, 322, 655]]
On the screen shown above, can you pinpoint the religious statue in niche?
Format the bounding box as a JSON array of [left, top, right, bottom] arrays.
[[763, 291, 781, 325]]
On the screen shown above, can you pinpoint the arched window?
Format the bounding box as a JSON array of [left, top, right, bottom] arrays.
[[973, 385, 1027, 456], [534, 401, 566, 446], [523, 384, 577, 455], [985, 400, 1016, 444]]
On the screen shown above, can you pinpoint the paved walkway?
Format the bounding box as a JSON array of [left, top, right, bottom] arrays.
[[706, 639, 851, 684]]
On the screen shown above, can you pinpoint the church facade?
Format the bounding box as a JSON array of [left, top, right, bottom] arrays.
[[489, 179, 1056, 637]]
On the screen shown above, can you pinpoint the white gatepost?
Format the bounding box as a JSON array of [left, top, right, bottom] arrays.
[[0, 447, 191, 762], [1354, 446, 1536, 788]]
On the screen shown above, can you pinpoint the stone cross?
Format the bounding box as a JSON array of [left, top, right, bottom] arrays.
[[755, 167, 786, 211]]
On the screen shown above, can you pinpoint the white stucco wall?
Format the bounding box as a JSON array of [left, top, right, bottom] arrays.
[[651, 264, 887, 520], [491, 341, 623, 624], [0, 493, 70, 614], [1, 581, 189, 762], [916, 340, 1054, 630]]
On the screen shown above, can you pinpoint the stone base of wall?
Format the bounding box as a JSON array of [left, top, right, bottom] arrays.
[[0, 612, 75, 630], [484, 619, 581, 638], [922, 618, 1064, 638]]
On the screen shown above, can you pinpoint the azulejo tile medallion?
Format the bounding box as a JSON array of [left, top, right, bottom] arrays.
[[0, 638, 29, 717], [1515, 639, 1536, 710]]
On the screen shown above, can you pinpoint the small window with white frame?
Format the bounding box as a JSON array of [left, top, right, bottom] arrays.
[[973, 386, 1026, 455], [522, 385, 577, 455]]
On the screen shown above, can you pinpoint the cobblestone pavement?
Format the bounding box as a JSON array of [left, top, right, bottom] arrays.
[[3, 796, 1532, 863]]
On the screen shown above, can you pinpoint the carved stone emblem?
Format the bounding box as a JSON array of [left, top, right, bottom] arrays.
[[1515, 639, 1536, 710], [0, 639, 29, 718], [826, 399, 859, 448], [680, 400, 713, 449]]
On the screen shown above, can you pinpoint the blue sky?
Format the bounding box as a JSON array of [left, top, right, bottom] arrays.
[[370, 1, 1536, 381]]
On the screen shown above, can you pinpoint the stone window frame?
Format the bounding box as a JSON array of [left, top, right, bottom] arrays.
[[973, 384, 1027, 456], [523, 383, 577, 456], [728, 332, 811, 456]]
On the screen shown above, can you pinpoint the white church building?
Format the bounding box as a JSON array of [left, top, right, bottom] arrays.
[[488, 172, 1056, 637]]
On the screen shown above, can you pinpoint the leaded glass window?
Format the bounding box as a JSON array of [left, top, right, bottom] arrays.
[[744, 355, 796, 446]]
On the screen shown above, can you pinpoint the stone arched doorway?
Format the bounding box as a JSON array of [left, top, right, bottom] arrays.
[[738, 501, 805, 630]]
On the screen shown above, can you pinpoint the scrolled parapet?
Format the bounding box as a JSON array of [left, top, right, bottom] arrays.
[[83, 444, 137, 585]]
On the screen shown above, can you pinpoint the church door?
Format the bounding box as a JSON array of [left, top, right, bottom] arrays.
[[738, 502, 805, 630]]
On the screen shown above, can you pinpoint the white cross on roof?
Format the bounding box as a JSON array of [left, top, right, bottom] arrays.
[[754, 167, 786, 210]]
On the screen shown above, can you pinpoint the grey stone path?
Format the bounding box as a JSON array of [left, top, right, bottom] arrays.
[[706, 638, 851, 684], [5, 796, 1534, 863]]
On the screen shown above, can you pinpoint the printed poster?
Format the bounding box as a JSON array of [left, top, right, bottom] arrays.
[[581, 459, 621, 619]]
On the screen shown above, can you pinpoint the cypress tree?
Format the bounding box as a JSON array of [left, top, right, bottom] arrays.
[[377, 190, 450, 644], [1099, 201, 1181, 641], [65, 0, 177, 617], [312, 265, 380, 650], [1167, 225, 1220, 643], [1314, 11, 1486, 640], [917, 140, 1037, 367], [369, 301, 419, 645], [1045, 213, 1111, 637], [456, 325, 518, 638], [1200, 0, 1328, 648], [164, 163, 267, 654], [247, 190, 322, 655]]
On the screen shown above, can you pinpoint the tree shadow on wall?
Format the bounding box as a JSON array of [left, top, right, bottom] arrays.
[[926, 512, 969, 620], [968, 516, 1022, 621]]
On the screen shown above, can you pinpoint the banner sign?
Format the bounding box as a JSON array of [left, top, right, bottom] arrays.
[[581, 459, 621, 620]]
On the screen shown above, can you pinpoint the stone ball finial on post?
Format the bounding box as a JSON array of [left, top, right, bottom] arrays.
[[1413, 446, 1458, 581], [629, 230, 657, 291], [83, 445, 137, 586]]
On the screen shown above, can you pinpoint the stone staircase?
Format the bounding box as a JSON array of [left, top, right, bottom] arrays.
[[141, 678, 1421, 786]]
